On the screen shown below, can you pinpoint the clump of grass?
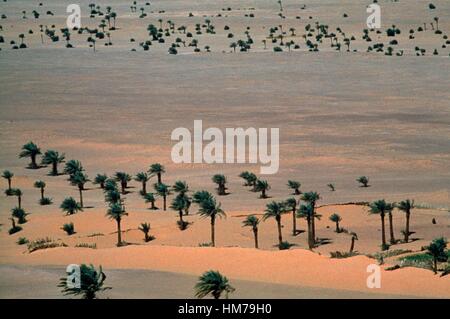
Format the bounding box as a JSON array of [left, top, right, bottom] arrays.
[[397, 253, 434, 270], [278, 241, 294, 250], [198, 242, 213, 247], [75, 243, 97, 249], [40, 197, 53, 205], [61, 222, 75, 235], [27, 237, 67, 253], [330, 251, 359, 259], [368, 249, 412, 260], [17, 237, 29, 245]]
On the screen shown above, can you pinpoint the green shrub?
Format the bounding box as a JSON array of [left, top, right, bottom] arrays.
[[40, 197, 53, 205], [330, 251, 359, 258], [279, 241, 294, 250], [17, 237, 29, 245], [62, 223, 75, 235], [28, 238, 67, 253]]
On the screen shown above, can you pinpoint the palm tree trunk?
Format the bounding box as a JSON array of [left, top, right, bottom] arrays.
[[307, 216, 313, 248], [7, 179, 11, 190], [121, 182, 126, 194], [292, 209, 297, 235], [335, 221, 340, 233], [31, 154, 37, 168], [40, 188, 44, 200], [157, 173, 162, 184], [277, 218, 283, 245], [388, 212, 395, 244], [433, 258, 437, 274], [18, 195, 21, 209], [163, 195, 166, 211], [211, 217, 215, 247], [117, 219, 122, 246], [311, 206, 316, 244], [79, 188, 83, 208], [350, 237, 355, 253], [142, 182, 146, 194], [151, 201, 156, 209], [179, 210, 184, 223], [381, 213, 386, 247], [254, 228, 259, 249], [405, 211, 410, 242], [262, 189, 266, 198], [52, 162, 58, 175]]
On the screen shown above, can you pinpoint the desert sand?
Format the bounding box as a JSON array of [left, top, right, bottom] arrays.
[[0, 0, 449, 298]]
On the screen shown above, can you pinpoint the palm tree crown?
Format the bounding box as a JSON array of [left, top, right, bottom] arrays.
[[60, 197, 82, 215], [41, 150, 65, 175], [19, 141, 41, 168], [195, 270, 235, 299]]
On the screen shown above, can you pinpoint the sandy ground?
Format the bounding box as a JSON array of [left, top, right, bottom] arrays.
[[0, 0, 449, 298]]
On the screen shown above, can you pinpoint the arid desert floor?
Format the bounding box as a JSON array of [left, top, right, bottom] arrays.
[[0, 0, 449, 298]]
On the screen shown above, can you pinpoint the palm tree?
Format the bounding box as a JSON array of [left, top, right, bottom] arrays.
[[12, 188, 23, 209], [263, 201, 287, 247], [173, 180, 189, 194], [212, 174, 227, 195], [144, 192, 158, 210], [387, 203, 396, 245], [357, 176, 369, 187], [329, 213, 342, 233], [349, 232, 358, 253], [297, 204, 314, 249], [426, 237, 448, 274], [104, 179, 118, 192], [149, 163, 165, 184], [287, 180, 301, 195], [369, 200, 394, 250], [255, 179, 270, 198], [301, 192, 320, 243], [239, 171, 257, 188], [19, 141, 41, 168], [193, 190, 214, 207], [93, 174, 108, 189], [170, 194, 189, 229], [277, 0, 283, 12], [397, 199, 414, 243], [139, 222, 152, 242], [242, 215, 259, 248], [195, 270, 235, 299], [105, 189, 121, 205], [12, 207, 28, 224], [71, 171, 89, 208], [41, 150, 65, 175], [135, 172, 150, 194], [114, 172, 131, 194], [154, 183, 170, 211], [2, 170, 14, 190], [106, 202, 128, 246], [34, 180, 46, 201], [198, 196, 225, 247], [60, 197, 82, 215], [59, 264, 110, 299], [64, 159, 83, 177], [284, 197, 298, 235]]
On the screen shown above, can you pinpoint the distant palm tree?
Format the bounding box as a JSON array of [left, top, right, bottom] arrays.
[[149, 163, 165, 184], [103, 179, 118, 192], [34, 180, 46, 201], [255, 179, 270, 198], [135, 172, 150, 194], [64, 159, 83, 177], [2, 170, 13, 190], [212, 174, 227, 195], [284, 197, 298, 235], [426, 237, 448, 274], [327, 183, 335, 191], [12, 188, 23, 209], [242, 215, 259, 248], [198, 196, 225, 247], [93, 174, 108, 189], [357, 176, 369, 187], [329, 213, 342, 233], [263, 201, 287, 247], [114, 172, 131, 194], [59, 264, 110, 299], [195, 270, 235, 299], [239, 171, 257, 189], [106, 203, 128, 246], [41, 150, 65, 175], [173, 180, 189, 194], [397, 199, 414, 243], [297, 204, 314, 248], [301, 192, 320, 243], [154, 183, 170, 211], [287, 180, 301, 195], [71, 171, 89, 208], [60, 197, 82, 215], [19, 141, 41, 169], [170, 194, 189, 229], [369, 199, 394, 250], [138, 222, 152, 242], [12, 207, 28, 224], [144, 192, 158, 210], [193, 190, 214, 208]]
